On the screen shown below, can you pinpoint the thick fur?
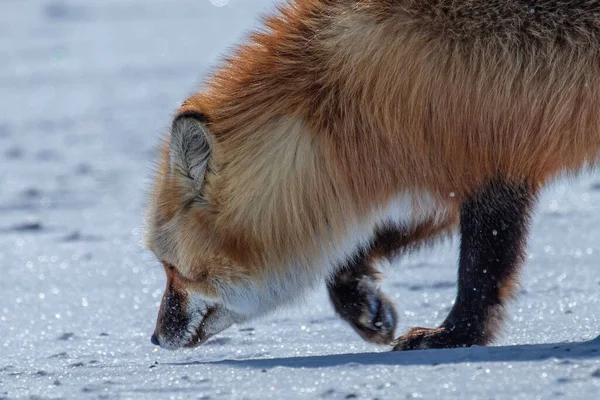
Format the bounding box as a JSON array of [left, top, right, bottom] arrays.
[[147, 0, 600, 349]]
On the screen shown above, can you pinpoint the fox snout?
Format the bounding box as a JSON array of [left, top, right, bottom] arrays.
[[151, 284, 194, 349], [151, 274, 242, 350]]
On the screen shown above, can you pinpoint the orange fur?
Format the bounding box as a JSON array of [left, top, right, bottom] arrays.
[[147, 0, 600, 349]]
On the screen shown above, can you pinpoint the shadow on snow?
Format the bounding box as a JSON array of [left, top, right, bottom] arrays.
[[166, 335, 600, 369]]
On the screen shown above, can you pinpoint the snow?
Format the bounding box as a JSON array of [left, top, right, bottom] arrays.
[[1, 1, 599, 399]]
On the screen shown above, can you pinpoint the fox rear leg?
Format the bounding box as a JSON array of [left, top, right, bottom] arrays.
[[394, 180, 536, 351], [328, 220, 457, 345]]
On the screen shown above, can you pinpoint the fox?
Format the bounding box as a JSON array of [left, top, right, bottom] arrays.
[[145, 0, 600, 351]]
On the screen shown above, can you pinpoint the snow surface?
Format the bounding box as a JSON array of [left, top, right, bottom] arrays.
[[1, 1, 600, 399]]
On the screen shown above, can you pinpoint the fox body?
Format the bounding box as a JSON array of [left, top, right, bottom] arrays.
[[146, 0, 600, 350]]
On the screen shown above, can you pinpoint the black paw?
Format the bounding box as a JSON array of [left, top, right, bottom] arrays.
[[329, 272, 398, 345]]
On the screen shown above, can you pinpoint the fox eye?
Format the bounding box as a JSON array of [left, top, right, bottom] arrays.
[[162, 261, 176, 271]]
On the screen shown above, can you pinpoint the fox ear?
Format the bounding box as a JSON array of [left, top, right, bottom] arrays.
[[169, 112, 212, 203]]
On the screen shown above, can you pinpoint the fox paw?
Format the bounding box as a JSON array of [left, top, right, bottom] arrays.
[[349, 289, 398, 345], [329, 268, 398, 345], [393, 326, 478, 351]]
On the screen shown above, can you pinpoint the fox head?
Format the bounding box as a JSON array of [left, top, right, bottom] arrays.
[[145, 112, 321, 349], [145, 112, 249, 349]]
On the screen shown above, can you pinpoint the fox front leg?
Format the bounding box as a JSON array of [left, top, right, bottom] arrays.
[[327, 256, 398, 345], [328, 218, 458, 345], [394, 180, 535, 350]]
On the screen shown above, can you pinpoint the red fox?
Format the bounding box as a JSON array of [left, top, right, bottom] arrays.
[[146, 0, 600, 351]]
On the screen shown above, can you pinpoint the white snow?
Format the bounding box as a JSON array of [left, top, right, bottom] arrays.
[[1, 1, 599, 399]]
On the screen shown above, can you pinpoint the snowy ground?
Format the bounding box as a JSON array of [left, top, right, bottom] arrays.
[[1, 1, 600, 399]]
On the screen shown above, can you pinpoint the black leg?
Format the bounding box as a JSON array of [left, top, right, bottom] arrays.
[[328, 219, 457, 345], [328, 254, 398, 345], [394, 180, 536, 350]]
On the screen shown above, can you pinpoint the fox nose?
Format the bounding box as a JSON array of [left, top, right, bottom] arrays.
[[150, 333, 160, 346]]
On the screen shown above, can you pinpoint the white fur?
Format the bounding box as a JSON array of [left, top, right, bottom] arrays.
[[323, 190, 448, 278], [153, 191, 448, 349], [222, 191, 448, 318], [185, 293, 239, 344]]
